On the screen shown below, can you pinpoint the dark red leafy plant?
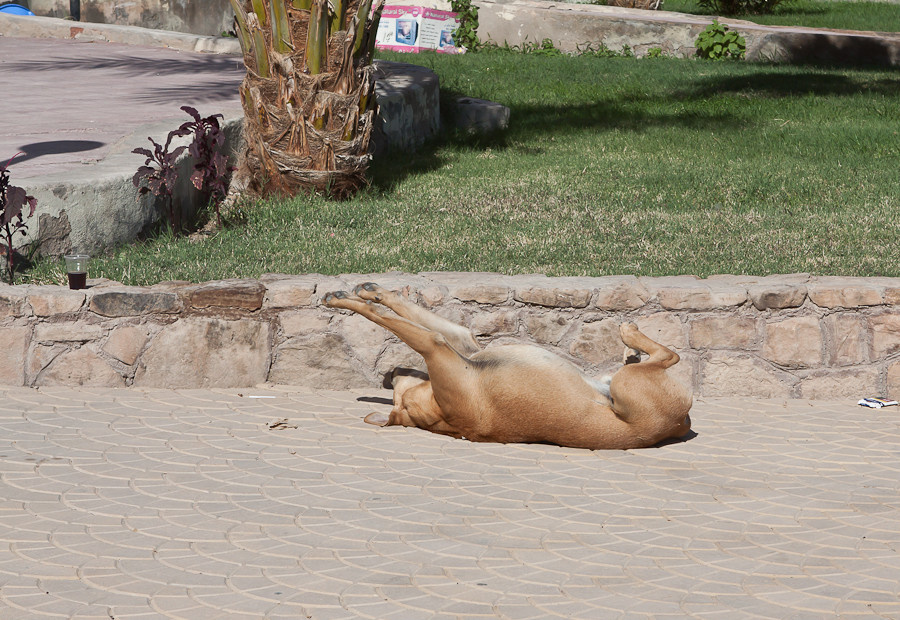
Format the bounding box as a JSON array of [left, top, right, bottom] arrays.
[[132, 106, 232, 232], [1, 154, 37, 284], [132, 129, 188, 232], [178, 106, 232, 227]]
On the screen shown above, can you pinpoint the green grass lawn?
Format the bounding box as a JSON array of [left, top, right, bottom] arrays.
[[661, 0, 900, 32], [22, 50, 900, 286]]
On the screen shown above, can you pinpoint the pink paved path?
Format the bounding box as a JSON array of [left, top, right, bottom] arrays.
[[0, 386, 898, 618]]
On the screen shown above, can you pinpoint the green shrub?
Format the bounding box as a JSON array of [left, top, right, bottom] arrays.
[[695, 20, 746, 60], [449, 0, 479, 50]]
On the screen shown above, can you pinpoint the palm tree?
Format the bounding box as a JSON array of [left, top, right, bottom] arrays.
[[230, 0, 384, 198]]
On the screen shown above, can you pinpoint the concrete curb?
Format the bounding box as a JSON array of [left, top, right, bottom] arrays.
[[0, 12, 242, 53], [476, 0, 900, 65]]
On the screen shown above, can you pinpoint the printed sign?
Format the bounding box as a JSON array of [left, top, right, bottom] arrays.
[[375, 5, 463, 54]]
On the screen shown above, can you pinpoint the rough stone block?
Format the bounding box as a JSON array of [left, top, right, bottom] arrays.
[[523, 311, 571, 345], [269, 333, 367, 389], [262, 277, 317, 309], [690, 316, 758, 349], [421, 272, 504, 290], [593, 277, 650, 311], [90, 290, 181, 317], [36, 347, 124, 387], [656, 284, 747, 311], [700, 353, 792, 398], [452, 97, 510, 134], [470, 309, 518, 336], [0, 285, 29, 319], [870, 313, 900, 359], [799, 367, 879, 400], [887, 361, 900, 400], [148, 281, 196, 307], [514, 286, 592, 308], [748, 284, 807, 310], [134, 318, 270, 388], [191, 279, 265, 310], [28, 286, 85, 316], [569, 319, 621, 365], [0, 326, 30, 386], [808, 279, 883, 308], [636, 313, 686, 349], [758, 273, 811, 284], [450, 283, 510, 305], [347, 273, 433, 295], [280, 311, 332, 338], [706, 274, 762, 285], [35, 323, 103, 343], [27, 344, 66, 384], [312, 276, 352, 302], [338, 313, 387, 367], [763, 317, 822, 368], [418, 286, 446, 307], [667, 351, 695, 393], [371, 61, 440, 153], [433, 305, 469, 328], [884, 284, 900, 306], [640, 275, 701, 291], [824, 314, 868, 367], [375, 342, 427, 379], [103, 325, 151, 366]]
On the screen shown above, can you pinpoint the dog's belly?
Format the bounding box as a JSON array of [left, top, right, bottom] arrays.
[[470, 345, 602, 393], [472, 344, 581, 370], [460, 345, 617, 444]]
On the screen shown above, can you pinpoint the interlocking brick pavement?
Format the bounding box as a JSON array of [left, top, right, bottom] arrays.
[[0, 386, 898, 619]]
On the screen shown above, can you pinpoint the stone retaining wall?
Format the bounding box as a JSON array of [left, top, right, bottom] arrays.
[[3, 272, 900, 399]]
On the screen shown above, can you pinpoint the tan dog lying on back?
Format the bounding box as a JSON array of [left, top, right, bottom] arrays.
[[324, 283, 692, 450]]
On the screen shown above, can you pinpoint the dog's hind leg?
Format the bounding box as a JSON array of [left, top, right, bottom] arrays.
[[324, 291, 468, 374], [609, 323, 691, 435], [324, 290, 482, 435], [619, 323, 679, 369], [353, 282, 480, 356]]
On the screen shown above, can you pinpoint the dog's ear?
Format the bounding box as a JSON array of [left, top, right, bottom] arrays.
[[364, 411, 391, 426]]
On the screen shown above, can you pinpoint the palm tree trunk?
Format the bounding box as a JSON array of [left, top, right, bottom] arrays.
[[231, 0, 384, 198]]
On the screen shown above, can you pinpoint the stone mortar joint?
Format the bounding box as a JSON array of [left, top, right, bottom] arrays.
[[2, 272, 900, 399]]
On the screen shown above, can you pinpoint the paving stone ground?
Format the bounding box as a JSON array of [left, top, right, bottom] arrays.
[[0, 386, 898, 619]]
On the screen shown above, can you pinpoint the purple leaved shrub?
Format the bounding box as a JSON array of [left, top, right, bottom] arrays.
[[0, 154, 37, 283], [133, 106, 233, 232]]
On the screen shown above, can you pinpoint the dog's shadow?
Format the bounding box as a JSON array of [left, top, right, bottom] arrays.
[[357, 396, 394, 406], [655, 430, 698, 447]]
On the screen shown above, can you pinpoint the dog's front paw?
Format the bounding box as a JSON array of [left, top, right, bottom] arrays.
[[323, 290, 350, 307], [354, 282, 385, 302]]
